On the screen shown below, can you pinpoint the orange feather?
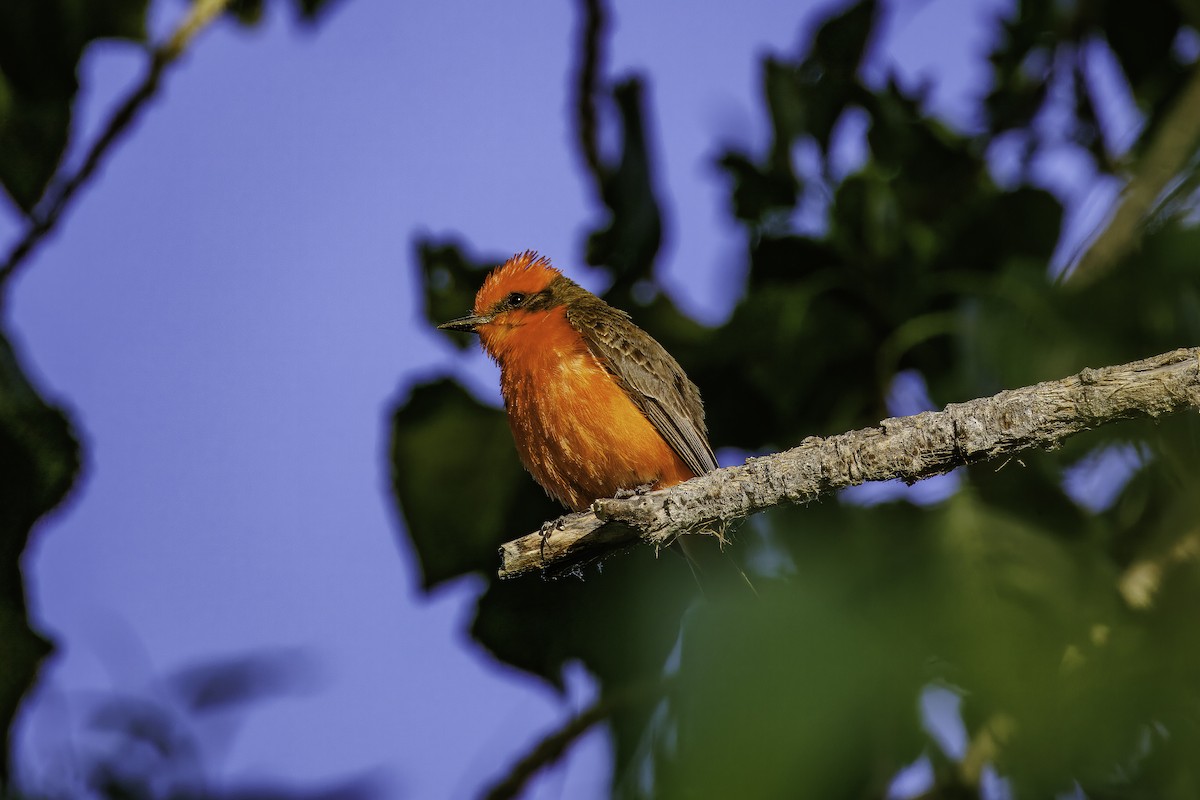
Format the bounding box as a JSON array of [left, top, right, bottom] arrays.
[[439, 251, 713, 512]]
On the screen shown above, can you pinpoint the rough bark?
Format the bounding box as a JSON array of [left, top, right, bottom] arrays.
[[499, 347, 1200, 579]]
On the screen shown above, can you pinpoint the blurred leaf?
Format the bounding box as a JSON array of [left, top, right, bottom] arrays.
[[585, 77, 664, 294], [784, 0, 877, 151], [90, 696, 180, 757], [806, 0, 877, 84], [471, 549, 695, 690], [227, 0, 346, 25], [922, 488, 1200, 798], [0, 0, 149, 211], [717, 150, 797, 223], [0, 96, 72, 213], [656, 506, 933, 798], [717, 1, 878, 231], [293, 0, 347, 22], [171, 650, 313, 713], [1100, 0, 1185, 110], [984, 1, 1056, 137], [0, 326, 80, 781], [57, 653, 379, 799], [415, 239, 504, 350], [984, 0, 1193, 172], [963, 222, 1200, 396], [389, 379, 550, 588], [226, 0, 266, 25]]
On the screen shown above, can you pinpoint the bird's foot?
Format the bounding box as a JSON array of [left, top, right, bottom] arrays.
[[539, 515, 569, 561]]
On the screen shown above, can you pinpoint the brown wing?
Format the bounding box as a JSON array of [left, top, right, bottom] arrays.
[[566, 301, 717, 477]]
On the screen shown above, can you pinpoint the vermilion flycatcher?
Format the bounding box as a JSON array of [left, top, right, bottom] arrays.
[[438, 251, 716, 512]]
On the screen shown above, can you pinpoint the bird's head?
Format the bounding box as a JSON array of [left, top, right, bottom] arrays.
[[437, 251, 564, 342]]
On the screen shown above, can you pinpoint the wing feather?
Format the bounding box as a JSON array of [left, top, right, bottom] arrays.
[[566, 302, 717, 477]]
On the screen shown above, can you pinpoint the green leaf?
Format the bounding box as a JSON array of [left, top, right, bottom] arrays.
[[656, 511, 932, 798], [389, 379, 549, 588]]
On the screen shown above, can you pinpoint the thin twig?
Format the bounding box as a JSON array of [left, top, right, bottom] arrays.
[[0, 0, 232, 293], [481, 678, 665, 800], [499, 347, 1200, 578]]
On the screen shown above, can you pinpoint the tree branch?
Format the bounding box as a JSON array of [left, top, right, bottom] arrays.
[[1065, 60, 1200, 289], [499, 347, 1200, 578], [0, 0, 232, 294]]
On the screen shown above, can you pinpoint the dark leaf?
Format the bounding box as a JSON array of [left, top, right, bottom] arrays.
[[807, 0, 878, 85], [0, 95, 71, 213], [171, 650, 312, 713], [716, 151, 797, 223], [0, 326, 80, 781], [389, 379, 555, 588], [294, 0, 347, 21], [415, 239, 504, 350], [0, 0, 149, 211], [1101, 0, 1184, 105], [585, 77, 664, 292], [226, 0, 266, 26]]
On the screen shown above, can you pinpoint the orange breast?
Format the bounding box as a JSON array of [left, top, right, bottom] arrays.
[[493, 308, 694, 511]]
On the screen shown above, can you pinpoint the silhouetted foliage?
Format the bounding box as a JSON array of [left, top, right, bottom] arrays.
[[0, 327, 79, 786], [391, 0, 1200, 797], [0, 0, 345, 788], [16, 652, 379, 800], [4, 0, 1200, 796], [0, 0, 341, 215]]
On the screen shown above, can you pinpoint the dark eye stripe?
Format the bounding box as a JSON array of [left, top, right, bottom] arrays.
[[492, 289, 556, 316]]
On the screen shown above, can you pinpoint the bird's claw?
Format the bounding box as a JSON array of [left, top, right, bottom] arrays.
[[539, 515, 568, 561]]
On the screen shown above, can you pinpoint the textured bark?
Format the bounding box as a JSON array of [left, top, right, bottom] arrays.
[[498, 347, 1200, 579]]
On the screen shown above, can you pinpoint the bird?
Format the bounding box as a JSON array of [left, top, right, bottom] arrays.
[[438, 250, 716, 514]]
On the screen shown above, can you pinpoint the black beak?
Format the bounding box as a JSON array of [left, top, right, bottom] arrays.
[[437, 313, 492, 333]]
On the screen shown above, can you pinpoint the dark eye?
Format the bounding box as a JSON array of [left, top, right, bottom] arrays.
[[504, 292, 527, 307]]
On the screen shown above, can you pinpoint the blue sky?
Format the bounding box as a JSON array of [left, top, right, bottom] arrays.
[[1, 0, 1120, 795]]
